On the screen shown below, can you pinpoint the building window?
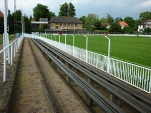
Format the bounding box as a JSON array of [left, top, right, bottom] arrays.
[[55, 23, 58, 29], [143, 25, 146, 28]]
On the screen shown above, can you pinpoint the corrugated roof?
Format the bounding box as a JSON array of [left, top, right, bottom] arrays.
[[119, 21, 129, 26], [0, 11, 4, 18], [49, 16, 83, 24]]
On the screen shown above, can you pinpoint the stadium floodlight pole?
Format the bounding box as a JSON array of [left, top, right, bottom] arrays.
[[105, 35, 110, 73], [3, 0, 8, 47], [71, 34, 75, 56], [84, 35, 88, 62], [3, 0, 9, 82]]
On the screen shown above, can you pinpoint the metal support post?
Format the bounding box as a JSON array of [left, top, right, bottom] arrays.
[[71, 34, 75, 56], [105, 36, 110, 73], [84, 35, 88, 62], [65, 35, 67, 52]]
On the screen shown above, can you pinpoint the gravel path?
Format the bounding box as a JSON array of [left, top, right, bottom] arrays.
[[9, 38, 54, 113], [9, 38, 90, 113]]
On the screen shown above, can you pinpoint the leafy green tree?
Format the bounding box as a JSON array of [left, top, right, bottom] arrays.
[[79, 16, 86, 28], [68, 2, 76, 17], [7, 14, 14, 34], [24, 15, 31, 33], [139, 11, 151, 22], [12, 10, 22, 33], [85, 13, 99, 31], [100, 17, 108, 30], [37, 24, 48, 32], [49, 11, 55, 20], [30, 15, 32, 19], [143, 27, 151, 33], [0, 17, 4, 33], [122, 26, 134, 34], [59, 2, 68, 16], [109, 23, 121, 32], [59, 2, 76, 17], [115, 17, 123, 23], [124, 16, 135, 27], [94, 20, 101, 30], [106, 13, 114, 24], [100, 17, 107, 23], [134, 19, 141, 31], [33, 3, 50, 21], [8, 11, 32, 33]]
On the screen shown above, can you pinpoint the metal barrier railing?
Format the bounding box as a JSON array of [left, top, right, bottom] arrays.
[[0, 35, 24, 82], [25, 33, 151, 93]]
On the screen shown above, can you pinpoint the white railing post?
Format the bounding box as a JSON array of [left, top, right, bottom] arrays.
[[71, 34, 75, 56], [23, 33, 151, 93], [84, 35, 88, 62], [11, 44, 13, 65], [105, 35, 110, 73], [65, 35, 67, 52]]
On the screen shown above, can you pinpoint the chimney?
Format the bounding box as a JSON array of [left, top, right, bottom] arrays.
[[8, 10, 10, 15]]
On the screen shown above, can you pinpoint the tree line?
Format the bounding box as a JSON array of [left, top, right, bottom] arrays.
[[0, 2, 151, 34]]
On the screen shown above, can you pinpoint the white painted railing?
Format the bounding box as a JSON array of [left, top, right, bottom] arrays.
[[25, 34, 151, 93], [0, 35, 24, 82]]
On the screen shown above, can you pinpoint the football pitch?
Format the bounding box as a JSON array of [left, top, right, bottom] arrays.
[[47, 35, 151, 68]]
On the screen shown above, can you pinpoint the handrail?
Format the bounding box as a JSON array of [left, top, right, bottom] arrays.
[[0, 35, 24, 82], [24, 33, 151, 93], [0, 38, 18, 54]]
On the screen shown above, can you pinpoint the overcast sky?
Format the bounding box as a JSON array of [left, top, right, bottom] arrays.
[[0, 0, 151, 19]]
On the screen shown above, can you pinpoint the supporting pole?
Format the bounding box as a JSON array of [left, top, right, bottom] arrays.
[[59, 35, 60, 49], [3, 0, 8, 48], [71, 34, 75, 56], [11, 44, 13, 65], [65, 35, 66, 52], [84, 35, 88, 62], [3, 0, 9, 82], [105, 35, 110, 73]]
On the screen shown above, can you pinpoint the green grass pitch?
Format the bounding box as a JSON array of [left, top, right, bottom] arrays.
[[46, 35, 151, 68]]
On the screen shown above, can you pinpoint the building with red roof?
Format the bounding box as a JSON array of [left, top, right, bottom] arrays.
[[119, 21, 129, 29], [0, 11, 4, 18]]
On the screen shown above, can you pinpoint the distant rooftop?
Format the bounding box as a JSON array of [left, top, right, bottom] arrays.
[[0, 11, 4, 18], [119, 21, 129, 26], [49, 16, 82, 24], [31, 18, 48, 24]]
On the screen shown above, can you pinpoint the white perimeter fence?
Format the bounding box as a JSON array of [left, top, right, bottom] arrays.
[[0, 35, 24, 82], [25, 33, 151, 93]]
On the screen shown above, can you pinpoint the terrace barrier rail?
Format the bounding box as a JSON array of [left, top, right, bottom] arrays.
[[25, 33, 151, 93], [0, 35, 24, 82]]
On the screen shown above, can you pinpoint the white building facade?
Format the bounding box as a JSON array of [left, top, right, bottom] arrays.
[[138, 19, 151, 32]]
